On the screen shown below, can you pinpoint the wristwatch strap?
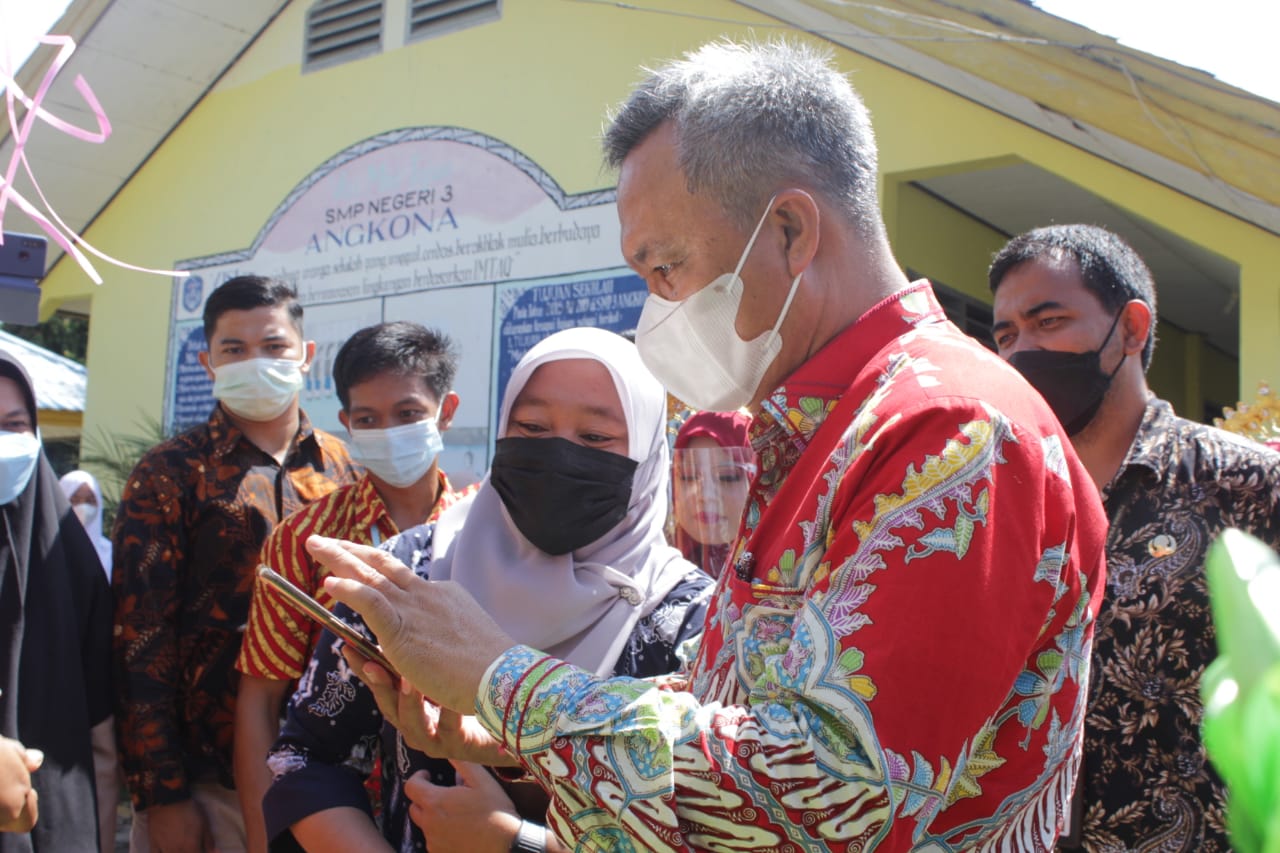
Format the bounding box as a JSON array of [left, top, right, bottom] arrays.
[[510, 820, 546, 853]]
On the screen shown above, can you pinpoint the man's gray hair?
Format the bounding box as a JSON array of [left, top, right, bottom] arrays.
[[604, 39, 882, 235]]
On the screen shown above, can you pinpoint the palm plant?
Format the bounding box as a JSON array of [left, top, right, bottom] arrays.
[[77, 412, 172, 531]]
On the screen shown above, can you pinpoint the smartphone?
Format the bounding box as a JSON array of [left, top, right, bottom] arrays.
[[256, 565, 398, 677]]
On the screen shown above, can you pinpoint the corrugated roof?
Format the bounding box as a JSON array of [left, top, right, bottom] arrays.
[[0, 330, 87, 412]]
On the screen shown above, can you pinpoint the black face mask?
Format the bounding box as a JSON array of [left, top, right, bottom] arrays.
[[489, 436, 639, 556], [1008, 311, 1126, 437]]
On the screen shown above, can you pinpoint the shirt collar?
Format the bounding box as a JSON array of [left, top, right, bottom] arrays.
[[1109, 396, 1176, 485], [750, 280, 948, 452], [358, 468, 458, 531], [208, 403, 319, 462]]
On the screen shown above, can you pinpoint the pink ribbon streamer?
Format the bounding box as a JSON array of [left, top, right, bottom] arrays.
[[0, 33, 187, 284]]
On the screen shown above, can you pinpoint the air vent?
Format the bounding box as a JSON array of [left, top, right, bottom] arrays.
[[408, 0, 500, 44], [305, 0, 384, 72]]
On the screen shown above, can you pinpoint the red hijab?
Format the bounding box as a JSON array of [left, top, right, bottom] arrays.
[[672, 411, 753, 577]]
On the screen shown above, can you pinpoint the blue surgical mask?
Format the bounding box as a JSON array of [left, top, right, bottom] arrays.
[[347, 419, 443, 488], [0, 430, 41, 506]]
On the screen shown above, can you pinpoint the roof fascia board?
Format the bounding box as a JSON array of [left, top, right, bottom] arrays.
[[732, 0, 1280, 237]]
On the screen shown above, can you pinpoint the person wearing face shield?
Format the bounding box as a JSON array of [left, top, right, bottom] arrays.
[[298, 39, 1109, 852], [233, 322, 471, 852], [670, 410, 755, 579], [261, 328, 711, 853], [0, 350, 115, 853], [990, 224, 1280, 852], [112, 276, 360, 853]]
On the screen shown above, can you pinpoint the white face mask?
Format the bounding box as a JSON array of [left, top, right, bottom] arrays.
[[0, 430, 40, 506], [347, 418, 444, 488], [635, 197, 802, 412], [73, 502, 99, 527], [211, 356, 306, 422]]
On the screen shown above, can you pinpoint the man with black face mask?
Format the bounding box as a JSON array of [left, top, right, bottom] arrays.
[[990, 223, 1280, 852]]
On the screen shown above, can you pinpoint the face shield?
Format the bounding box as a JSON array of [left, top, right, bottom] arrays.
[[671, 445, 756, 575]]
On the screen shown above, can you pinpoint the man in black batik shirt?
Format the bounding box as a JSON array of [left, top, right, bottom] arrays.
[[990, 223, 1280, 852]]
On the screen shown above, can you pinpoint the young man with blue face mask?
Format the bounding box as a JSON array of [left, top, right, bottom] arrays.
[[990, 224, 1280, 851], [233, 321, 469, 851], [112, 276, 360, 853]]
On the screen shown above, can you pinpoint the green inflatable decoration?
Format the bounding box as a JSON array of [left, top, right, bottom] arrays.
[[1202, 528, 1280, 853]]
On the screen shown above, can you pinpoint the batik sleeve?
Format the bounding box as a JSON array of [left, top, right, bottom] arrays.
[[110, 454, 191, 808], [238, 517, 316, 681]]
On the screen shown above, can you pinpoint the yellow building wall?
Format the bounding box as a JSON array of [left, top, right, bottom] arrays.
[[39, 0, 1278, 443], [890, 181, 1007, 305], [1201, 337, 1244, 419]]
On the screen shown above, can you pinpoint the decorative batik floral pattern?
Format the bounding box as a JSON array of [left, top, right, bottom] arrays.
[[476, 283, 1108, 851]]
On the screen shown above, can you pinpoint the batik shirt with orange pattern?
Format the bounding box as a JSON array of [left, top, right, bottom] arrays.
[[476, 282, 1109, 851], [112, 406, 358, 810]]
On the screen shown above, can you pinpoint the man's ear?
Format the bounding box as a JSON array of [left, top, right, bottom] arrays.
[[301, 340, 317, 371], [436, 391, 460, 430], [337, 408, 350, 432], [198, 350, 216, 382], [773, 188, 820, 278], [1120, 299, 1152, 357]]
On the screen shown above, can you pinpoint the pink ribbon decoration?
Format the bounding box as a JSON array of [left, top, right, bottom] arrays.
[[0, 33, 187, 284]]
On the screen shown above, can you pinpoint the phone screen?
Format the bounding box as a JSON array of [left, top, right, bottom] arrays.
[[257, 565, 398, 677]]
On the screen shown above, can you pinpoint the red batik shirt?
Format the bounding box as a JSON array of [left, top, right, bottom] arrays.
[[477, 282, 1108, 851], [238, 470, 471, 682], [112, 406, 358, 810]]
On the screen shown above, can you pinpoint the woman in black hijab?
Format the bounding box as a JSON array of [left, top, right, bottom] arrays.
[[0, 349, 113, 852]]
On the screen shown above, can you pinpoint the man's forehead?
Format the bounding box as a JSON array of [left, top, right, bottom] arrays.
[[616, 124, 683, 208], [347, 374, 437, 406], [997, 255, 1089, 304], [212, 306, 300, 338]]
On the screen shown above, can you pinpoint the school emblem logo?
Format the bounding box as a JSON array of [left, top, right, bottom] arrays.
[[181, 274, 204, 313]]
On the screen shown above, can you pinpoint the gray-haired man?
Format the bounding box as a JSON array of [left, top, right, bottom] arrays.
[[312, 39, 1108, 851]]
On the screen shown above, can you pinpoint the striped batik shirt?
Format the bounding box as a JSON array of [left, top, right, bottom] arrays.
[[237, 471, 465, 681]]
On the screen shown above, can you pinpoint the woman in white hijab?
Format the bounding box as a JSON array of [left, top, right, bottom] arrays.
[[58, 470, 112, 580], [429, 325, 695, 675], [264, 327, 712, 853]]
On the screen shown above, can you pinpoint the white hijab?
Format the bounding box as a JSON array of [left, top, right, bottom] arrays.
[[430, 327, 691, 676], [58, 469, 112, 580]]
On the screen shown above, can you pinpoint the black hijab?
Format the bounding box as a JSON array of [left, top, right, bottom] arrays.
[[0, 349, 112, 853]]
